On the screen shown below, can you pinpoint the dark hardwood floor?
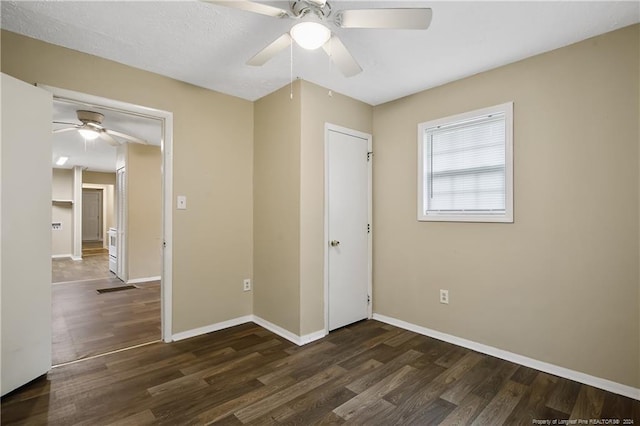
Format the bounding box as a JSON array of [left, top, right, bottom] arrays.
[[2, 320, 638, 425], [52, 253, 112, 284], [52, 277, 161, 365], [51, 242, 161, 365]]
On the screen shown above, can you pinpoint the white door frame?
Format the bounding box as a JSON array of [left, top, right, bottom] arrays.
[[83, 183, 114, 250], [81, 188, 103, 242], [38, 84, 173, 343], [323, 123, 373, 334]]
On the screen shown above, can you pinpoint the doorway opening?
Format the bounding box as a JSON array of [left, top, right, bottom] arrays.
[[44, 85, 173, 365]]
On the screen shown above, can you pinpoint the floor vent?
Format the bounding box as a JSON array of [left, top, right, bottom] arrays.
[[96, 285, 137, 294]]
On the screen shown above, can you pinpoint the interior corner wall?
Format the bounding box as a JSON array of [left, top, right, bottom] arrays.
[[126, 144, 162, 281], [253, 82, 302, 334], [299, 81, 373, 335], [1, 30, 254, 334], [372, 24, 640, 387], [51, 168, 73, 256]]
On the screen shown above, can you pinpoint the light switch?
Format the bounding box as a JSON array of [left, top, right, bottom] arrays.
[[177, 195, 187, 210]]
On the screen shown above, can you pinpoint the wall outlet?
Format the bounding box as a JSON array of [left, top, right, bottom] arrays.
[[177, 195, 187, 210], [243, 279, 251, 292], [440, 289, 449, 304]]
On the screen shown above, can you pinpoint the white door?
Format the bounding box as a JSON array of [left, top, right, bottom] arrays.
[[116, 167, 126, 281], [1, 73, 53, 395], [82, 189, 102, 241], [326, 125, 372, 331]]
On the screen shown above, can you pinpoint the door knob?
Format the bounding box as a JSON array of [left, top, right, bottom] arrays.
[[330, 240, 340, 247]]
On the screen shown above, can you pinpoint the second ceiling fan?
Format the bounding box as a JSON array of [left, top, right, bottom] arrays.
[[207, 0, 432, 77]]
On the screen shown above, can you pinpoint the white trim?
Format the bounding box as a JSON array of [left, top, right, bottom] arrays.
[[171, 315, 327, 346], [70, 255, 82, 261], [127, 276, 161, 285], [324, 124, 373, 335], [37, 84, 174, 344], [372, 313, 640, 401], [51, 254, 73, 259], [253, 316, 325, 346], [72, 166, 83, 258], [417, 102, 514, 223], [172, 315, 253, 342]]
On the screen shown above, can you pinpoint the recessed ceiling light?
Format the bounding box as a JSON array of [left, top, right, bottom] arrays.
[[56, 156, 69, 166]]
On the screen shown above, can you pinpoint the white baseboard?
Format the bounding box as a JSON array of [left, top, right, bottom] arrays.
[[252, 315, 326, 346], [172, 315, 253, 342], [71, 256, 82, 261], [171, 314, 326, 347], [127, 276, 161, 285], [372, 313, 640, 401], [51, 254, 72, 259]]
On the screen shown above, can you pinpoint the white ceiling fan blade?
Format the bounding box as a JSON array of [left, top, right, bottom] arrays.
[[53, 121, 79, 126], [322, 35, 362, 77], [337, 8, 432, 30], [105, 129, 148, 145], [204, 1, 289, 18], [247, 33, 292, 66], [53, 127, 79, 134], [99, 131, 121, 147]]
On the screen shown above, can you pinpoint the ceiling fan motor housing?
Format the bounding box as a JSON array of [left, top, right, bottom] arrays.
[[291, 0, 331, 20], [77, 110, 105, 126]]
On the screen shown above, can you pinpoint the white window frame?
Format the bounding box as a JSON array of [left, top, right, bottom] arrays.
[[417, 102, 513, 223]]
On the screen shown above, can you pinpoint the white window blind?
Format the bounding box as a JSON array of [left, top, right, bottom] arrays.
[[418, 102, 513, 223], [425, 115, 505, 213]]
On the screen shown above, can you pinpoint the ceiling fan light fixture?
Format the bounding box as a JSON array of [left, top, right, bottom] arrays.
[[290, 21, 331, 50], [78, 128, 100, 140]]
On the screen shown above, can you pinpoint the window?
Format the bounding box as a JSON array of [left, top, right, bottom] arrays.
[[418, 102, 513, 223]]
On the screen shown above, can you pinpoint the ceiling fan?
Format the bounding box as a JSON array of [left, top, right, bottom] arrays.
[[53, 110, 148, 146], [206, 0, 432, 77]]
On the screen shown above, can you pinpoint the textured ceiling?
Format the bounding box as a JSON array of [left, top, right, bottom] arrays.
[[4, 0, 639, 171], [2, 1, 638, 107]]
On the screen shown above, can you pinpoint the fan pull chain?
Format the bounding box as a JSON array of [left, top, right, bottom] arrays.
[[290, 41, 293, 100], [327, 38, 333, 97]]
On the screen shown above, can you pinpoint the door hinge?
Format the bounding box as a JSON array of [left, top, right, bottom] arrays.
[[367, 223, 371, 234], [367, 151, 373, 162], [367, 294, 371, 304]]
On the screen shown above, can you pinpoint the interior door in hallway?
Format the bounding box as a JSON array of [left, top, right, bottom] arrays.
[[82, 189, 102, 241], [326, 125, 372, 331], [1, 73, 53, 395]]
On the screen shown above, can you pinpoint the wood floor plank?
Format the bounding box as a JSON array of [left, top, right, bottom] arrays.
[[569, 385, 606, 420], [471, 379, 527, 425], [334, 364, 416, 420], [440, 355, 501, 404], [505, 372, 558, 425], [546, 376, 582, 414], [234, 365, 346, 423], [3, 320, 639, 425], [439, 393, 488, 425]]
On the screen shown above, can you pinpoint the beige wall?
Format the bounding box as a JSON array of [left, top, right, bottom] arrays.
[[372, 25, 640, 387], [51, 168, 73, 256], [253, 80, 373, 336], [299, 81, 373, 334], [1, 30, 254, 333], [253, 82, 302, 333], [126, 144, 162, 280], [84, 171, 116, 186]]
